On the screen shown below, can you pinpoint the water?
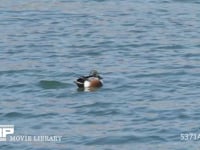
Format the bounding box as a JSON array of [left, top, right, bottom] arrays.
[[0, 0, 200, 149]]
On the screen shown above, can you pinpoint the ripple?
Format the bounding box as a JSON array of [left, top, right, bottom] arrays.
[[38, 80, 68, 89], [30, 112, 59, 118], [156, 45, 186, 50], [0, 69, 28, 75], [134, 70, 187, 78], [73, 102, 113, 109], [3, 112, 59, 120], [85, 135, 166, 145], [76, 108, 120, 116], [173, 0, 200, 4], [3, 112, 28, 118]]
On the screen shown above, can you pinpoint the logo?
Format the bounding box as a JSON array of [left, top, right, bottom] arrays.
[[0, 125, 62, 142], [0, 125, 14, 141]]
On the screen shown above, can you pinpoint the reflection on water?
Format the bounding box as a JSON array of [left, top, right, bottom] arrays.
[[77, 87, 102, 92]]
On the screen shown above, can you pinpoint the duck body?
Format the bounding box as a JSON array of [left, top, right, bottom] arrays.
[[75, 70, 103, 88]]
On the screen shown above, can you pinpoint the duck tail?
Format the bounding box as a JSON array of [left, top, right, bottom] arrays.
[[74, 78, 85, 88]]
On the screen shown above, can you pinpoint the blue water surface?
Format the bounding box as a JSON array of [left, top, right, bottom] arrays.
[[0, 0, 200, 149]]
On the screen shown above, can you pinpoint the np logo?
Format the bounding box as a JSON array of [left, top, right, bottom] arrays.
[[0, 125, 14, 141]]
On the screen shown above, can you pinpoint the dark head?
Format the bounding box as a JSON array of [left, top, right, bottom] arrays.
[[90, 70, 99, 76], [89, 70, 102, 79]]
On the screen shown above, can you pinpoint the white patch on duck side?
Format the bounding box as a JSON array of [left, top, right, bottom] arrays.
[[84, 80, 91, 88], [100, 79, 103, 84]]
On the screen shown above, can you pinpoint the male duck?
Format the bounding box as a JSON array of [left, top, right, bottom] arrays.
[[75, 70, 103, 88]]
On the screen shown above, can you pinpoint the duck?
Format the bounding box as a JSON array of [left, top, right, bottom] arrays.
[[74, 70, 103, 88]]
